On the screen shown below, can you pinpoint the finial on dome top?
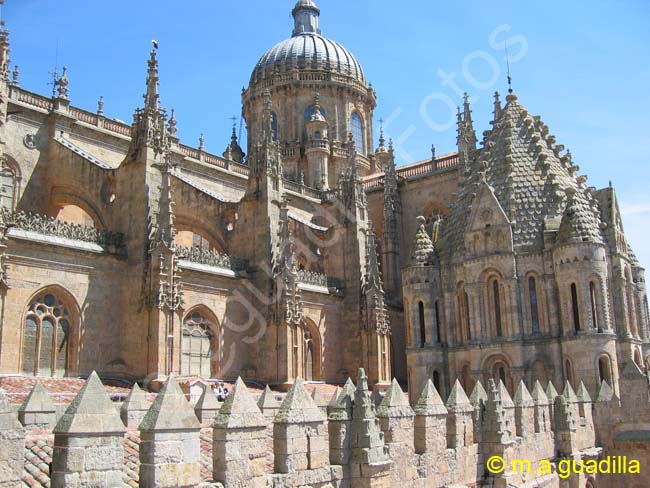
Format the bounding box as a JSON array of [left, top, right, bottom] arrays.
[[292, 0, 321, 37]]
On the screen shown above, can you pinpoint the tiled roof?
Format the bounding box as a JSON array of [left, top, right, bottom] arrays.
[[441, 92, 604, 258], [0, 377, 130, 404]]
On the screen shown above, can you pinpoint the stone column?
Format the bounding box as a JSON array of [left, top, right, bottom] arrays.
[[194, 385, 222, 425], [349, 369, 391, 488], [273, 378, 328, 474], [469, 381, 487, 447], [120, 382, 149, 429], [554, 382, 579, 457], [376, 379, 415, 483], [531, 381, 551, 434], [513, 381, 534, 438], [413, 379, 447, 455], [51, 372, 126, 488], [445, 379, 473, 449], [0, 388, 24, 487], [483, 380, 517, 488], [327, 378, 355, 465], [213, 377, 268, 487], [18, 381, 56, 430], [139, 375, 201, 488]]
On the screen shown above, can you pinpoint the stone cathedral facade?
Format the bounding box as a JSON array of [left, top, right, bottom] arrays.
[[0, 0, 647, 406]]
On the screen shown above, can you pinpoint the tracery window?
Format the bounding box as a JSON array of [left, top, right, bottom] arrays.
[[350, 112, 364, 154], [181, 310, 214, 378], [22, 292, 72, 377]]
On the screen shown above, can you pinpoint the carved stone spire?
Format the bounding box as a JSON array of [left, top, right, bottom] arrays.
[[167, 108, 177, 136], [493, 91, 502, 120], [274, 198, 303, 326], [457, 93, 477, 172], [364, 226, 389, 335], [97, 95, 104, 116], [128, 44, 169, 161], [144, 44, 160, 112]]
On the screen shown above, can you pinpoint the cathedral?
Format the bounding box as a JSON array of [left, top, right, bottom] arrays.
[[0, 0, 647, 404]]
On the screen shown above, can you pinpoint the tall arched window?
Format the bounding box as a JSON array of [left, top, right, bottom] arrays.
[[528, 277, 540, 334], [589, 281, 599, 330], [598, 355, 612, 386], [570, 283, 581, 332], [22, 291, 74, 377], [181, 310, 215, 378], [350, 112, 364, 154], [457, 285, 471, 343], [418, 301, 426, 347], [492, 279, 503, 337]]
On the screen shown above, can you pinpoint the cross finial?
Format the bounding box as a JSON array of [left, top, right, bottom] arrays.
[[505, 41, 513, 94]]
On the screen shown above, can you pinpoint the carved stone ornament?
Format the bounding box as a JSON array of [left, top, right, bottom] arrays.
[[23, 133, 37, 150]]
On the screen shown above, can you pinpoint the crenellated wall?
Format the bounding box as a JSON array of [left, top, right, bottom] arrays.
[[5, 366, 648, 488]]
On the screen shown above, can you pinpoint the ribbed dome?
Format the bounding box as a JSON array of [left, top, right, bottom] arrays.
[[251, 35, 366, 85], [249, 1, 366, 88]]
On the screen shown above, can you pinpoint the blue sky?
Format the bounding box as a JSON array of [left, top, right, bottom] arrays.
[[5, 0, 650, 267]]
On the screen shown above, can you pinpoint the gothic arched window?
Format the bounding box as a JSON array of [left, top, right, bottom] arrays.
[[350, 112, 364, 154], [181, 310, 214, 378], [22, 291, 73, 377], [570, 283, 581, 332]]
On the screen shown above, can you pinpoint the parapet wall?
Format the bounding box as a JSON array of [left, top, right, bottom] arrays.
[[1, 367, 648, 488]]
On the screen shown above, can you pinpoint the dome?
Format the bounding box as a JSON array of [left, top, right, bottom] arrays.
[[249, 1, 366, 89]]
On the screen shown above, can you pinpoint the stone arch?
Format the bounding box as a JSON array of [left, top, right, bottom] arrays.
[[181, 305, 220, 378], [302, 318, 322, 381], [596, 354, 613, 387], [21, 285, 82, 377], [50, 185, 106, 229], [482, 353, 513, 392], [175, 217, 226, 253]]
